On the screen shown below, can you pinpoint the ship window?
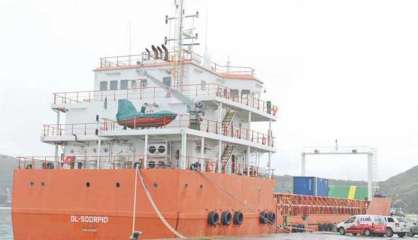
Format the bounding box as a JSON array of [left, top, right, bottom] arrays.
[[120, 80, 128, 90], [241, 89, 250, 96], [140, 79, 148, 88], [163, 77, 171, 87], [110, 80, 118, 90], [200, 80, 206, 90], [116, 182, 120, 188], [230, 89, 239, 99], [86, 182, 91, 188], [100, 81, 108, 91], [131, 80, 138, 89]]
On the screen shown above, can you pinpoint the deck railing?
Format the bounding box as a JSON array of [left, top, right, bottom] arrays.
[[16, 155, 267, 177], [53, 84, 278, 117], [98, 50, 256, 77], [274, 193, 369, 216], [42, 115, 274, 147]]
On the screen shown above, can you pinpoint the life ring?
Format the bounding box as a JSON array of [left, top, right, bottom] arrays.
[[233, 211, 244, 225], [64, 156, 76, 164], [207, 211, 219, 226], [221, 211, 232, 225]]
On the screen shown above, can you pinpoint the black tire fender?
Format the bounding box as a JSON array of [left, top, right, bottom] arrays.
[[259, 211, 268, 224], [207, 211, 219, 226], [232, 211, 244, 225], [221, 211, 232, 225]]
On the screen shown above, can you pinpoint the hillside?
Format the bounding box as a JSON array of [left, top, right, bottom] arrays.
[[379, 166, 418, 214]]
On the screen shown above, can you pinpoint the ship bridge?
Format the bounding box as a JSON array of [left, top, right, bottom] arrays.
[[40, 47, 278, 178]]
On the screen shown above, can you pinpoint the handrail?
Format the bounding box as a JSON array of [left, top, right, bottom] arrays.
[[52, 84, 278, 117], [42, 115, 275, 147], [273, 193, 369, 216], [97, 50, 256, 77], [16, 155, 265, 177]]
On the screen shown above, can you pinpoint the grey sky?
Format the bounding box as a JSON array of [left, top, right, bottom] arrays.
[[1, 0, 417, 181]]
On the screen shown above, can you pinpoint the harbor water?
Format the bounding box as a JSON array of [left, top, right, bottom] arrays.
[[0, 207, 12, 240]]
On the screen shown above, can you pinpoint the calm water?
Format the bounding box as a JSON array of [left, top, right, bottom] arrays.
[[0, 207, 12, 240]]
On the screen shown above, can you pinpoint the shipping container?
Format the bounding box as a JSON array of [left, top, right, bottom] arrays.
[[328, 185, 368, 200], [328, 185, 349, 198], [293, 176, 329, 196], [355, 186, 368, 200]]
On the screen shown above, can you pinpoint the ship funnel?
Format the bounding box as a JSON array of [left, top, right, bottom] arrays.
[[151, 45, 159, 59], [161, 44, 169, 61]]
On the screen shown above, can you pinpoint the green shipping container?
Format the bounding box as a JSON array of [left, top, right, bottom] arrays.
[[328, 185, 368, 200], [354, 186, 368, 201], [328, 185, 350, 199]]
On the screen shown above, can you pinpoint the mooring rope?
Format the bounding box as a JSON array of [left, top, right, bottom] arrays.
[[137, 168, 187, 239], [131, 166, 139, 234]]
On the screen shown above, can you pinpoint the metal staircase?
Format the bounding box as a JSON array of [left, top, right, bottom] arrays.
[[222, 109, 235, 128], [221, 144, 234, 165]]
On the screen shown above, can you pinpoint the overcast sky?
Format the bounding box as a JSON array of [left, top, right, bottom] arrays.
[[1, 0, 418, 181]]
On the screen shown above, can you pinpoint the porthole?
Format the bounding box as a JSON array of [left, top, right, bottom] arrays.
[[153, 182, 158, 188], [86, 182, 91, 188], [29, 181, 34, 187], [41, 182, 45, 187], [116, 182, 120, 188]]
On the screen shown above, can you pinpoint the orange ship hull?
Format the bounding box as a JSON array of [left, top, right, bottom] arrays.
[[12, 169, 277, 239]]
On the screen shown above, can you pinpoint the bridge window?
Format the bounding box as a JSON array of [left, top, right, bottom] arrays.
[[241, 89, 250, 96], [100, 81, 108, 91], [110, 80, 118, 90], [131, 80, 138, 89], [163, 77, 171, 87], [230, 89, 239, 99], [140, 79, 148, 88], [201, 80, 206, 90], [120, 80, 128, 90]]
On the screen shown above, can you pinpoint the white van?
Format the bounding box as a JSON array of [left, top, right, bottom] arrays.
[[383, 216, 409, 238]]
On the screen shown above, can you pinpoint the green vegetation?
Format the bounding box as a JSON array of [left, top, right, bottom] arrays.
[[379, 166, 418, 214]]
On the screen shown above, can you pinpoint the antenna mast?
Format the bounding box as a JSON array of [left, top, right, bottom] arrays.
[[165, 0, 199, 91]]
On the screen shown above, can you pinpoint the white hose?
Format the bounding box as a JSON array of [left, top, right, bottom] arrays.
[[131, 166, 139, 233]]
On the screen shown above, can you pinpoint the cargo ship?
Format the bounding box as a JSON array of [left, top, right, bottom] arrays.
[[11, 1, 390, 239]]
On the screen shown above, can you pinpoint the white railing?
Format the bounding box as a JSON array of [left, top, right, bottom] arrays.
[[53, 84, 278, 117]]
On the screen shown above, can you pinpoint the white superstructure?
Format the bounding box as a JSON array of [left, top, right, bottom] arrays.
[[40, 1, 278, 178]]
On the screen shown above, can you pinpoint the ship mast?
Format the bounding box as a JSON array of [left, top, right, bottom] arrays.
[[165, 0, 199, 91]]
